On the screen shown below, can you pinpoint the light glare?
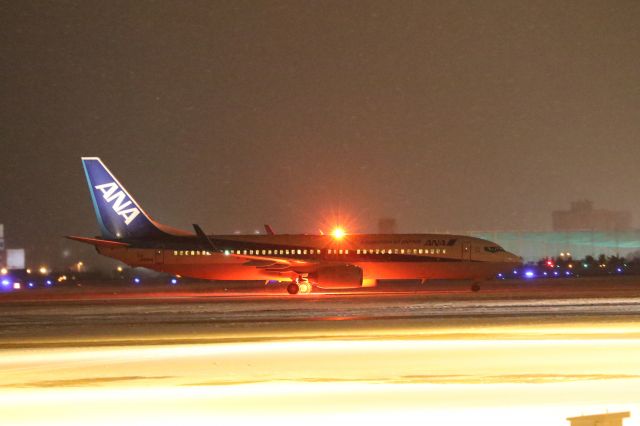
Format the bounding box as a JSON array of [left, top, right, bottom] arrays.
[[332, 227, 346, 239]]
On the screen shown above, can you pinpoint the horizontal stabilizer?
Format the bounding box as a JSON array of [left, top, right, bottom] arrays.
[[66, 235, 130, 248]]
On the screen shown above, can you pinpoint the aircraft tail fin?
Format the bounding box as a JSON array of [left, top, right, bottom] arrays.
[[81, 157, 179, 240]]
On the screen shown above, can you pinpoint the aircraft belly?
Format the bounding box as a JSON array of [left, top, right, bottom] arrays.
[[356, 261, 507, 281]]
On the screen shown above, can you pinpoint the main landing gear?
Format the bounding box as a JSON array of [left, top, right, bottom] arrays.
[[287, 276, 313, 295]]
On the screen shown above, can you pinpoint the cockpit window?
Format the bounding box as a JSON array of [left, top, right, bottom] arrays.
[[484, 246, 505, 253]]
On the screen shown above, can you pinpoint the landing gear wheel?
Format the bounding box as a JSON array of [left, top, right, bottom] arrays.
[[298, 282, 312, 294], [471, 283, 481, 292], [287, 283, 300, 295]]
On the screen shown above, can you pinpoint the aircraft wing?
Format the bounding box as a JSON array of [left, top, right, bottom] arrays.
[[225, 252, 316, 273]]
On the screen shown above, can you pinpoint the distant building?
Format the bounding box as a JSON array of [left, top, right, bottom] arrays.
[[567, 411, 630, 426], [553, 200, 632, 232], [469, 230, 640, 261], [378, 218, 397, 234], [0, 224, 26, 270], [6, 249, 25, 269]]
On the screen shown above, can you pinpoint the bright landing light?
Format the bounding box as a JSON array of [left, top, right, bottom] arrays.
[[331, 227, 346, 240]]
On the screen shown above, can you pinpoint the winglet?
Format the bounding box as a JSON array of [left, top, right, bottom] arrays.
[[264, 224, 275, 235], [193, 224, 218, 251]]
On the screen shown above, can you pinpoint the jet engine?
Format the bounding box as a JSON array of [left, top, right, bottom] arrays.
[[309, 264, 363, 289]]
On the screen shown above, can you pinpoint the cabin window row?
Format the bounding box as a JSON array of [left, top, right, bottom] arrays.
[[355, 248, 446, 255], [173, 250, 214, 256], [172, 248, 446, 256]]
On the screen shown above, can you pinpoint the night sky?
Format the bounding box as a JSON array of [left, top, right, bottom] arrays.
[[1, 1, 639, 268]]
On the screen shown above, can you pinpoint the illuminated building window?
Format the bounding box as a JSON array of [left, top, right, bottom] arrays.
[[249, 250, 254, 255], [419, 249, 423, 254], [436, 249, 440, 254], [173, 250, 177, 256], [297, 249, 301, 255], [338, 249, 342, 255], [431, 249, 435, 254], [381, 249, 386, 254], [375, 249, 380, 254], [443, 249, 446, 254], [400, 249, 405, 254], [316, 249, 321, 254], [285, 249, 290, 255], [242, 250, 247, 255], [303, 249, 307, 255], [394, 249, 398, 254], [356, 249, 360, 254]]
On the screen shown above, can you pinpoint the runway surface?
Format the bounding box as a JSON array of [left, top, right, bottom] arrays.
[[2, 277, 640, 425]]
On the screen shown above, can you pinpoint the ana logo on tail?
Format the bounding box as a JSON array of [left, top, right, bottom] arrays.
[[94, 182, 140, 225]]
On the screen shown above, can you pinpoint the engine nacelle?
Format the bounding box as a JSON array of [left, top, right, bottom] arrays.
[[309, 264, 363, 289]]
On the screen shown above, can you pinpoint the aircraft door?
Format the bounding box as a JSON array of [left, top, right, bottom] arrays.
[[462, 242, 471, 261], [154, 249, 164, 265]]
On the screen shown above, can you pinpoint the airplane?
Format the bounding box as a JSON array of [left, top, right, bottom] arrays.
[[68, 157, 522, 294]]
